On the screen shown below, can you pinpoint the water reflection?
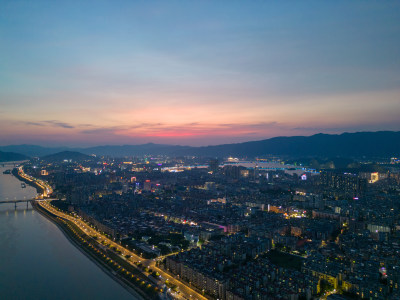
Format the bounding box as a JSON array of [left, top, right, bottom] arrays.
[[0, 166, 136, 300]]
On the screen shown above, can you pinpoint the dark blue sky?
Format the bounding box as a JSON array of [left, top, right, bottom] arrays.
[[1, 1, 399, 146]]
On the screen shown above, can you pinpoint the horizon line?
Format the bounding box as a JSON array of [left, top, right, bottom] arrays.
[[1, 130, 398, 149]]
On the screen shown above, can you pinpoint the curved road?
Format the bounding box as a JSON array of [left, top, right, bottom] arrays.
[[38, 200, 207, 300]]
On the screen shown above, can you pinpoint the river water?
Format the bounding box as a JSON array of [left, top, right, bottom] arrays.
[[0, 165, 136, 299]]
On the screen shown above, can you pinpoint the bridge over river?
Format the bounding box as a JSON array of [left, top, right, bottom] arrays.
[[0, 198, 58, 209], [0, 161, 28, 167]]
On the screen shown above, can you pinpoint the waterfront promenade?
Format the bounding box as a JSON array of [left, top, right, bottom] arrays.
[[36, 200, 208, 300], [0, 165, 136, 300], [16, 167, 207, 300], [14, 166, 53, 197]]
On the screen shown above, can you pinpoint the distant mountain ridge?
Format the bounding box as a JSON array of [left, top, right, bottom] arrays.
[[1, 131, 399, 158], [40, 151, 95, 162], [184, 131, 400, 158], [0, 144, 70, 157], [0, 150, 29, 162], [84, 143, 192, 157]]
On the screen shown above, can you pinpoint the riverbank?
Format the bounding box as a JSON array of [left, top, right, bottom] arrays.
[[12, 168, 45, 195], [32, 201, 158, 300]]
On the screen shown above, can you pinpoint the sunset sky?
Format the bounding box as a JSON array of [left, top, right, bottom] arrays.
[[1, 1, 399, 146]]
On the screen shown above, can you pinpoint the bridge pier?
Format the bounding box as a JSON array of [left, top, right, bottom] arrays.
[[15, 202, 17, 210], [27, 201, 29, 209]]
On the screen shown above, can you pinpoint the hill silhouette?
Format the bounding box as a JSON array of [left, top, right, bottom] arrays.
[[0, 151, 29, 162], [1, 131, 399, 158], [40, 151, 95, 162]]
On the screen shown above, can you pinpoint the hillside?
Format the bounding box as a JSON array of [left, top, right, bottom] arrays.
[[182, 131, 400, 158], [40, 151, 95, 163], [0, 145, 70, 157], [2, 131, 400, 158], [82, 143, 192, 157], [0, 151, 29, 162]]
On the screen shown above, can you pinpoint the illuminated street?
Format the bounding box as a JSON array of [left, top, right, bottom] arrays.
[[17, 166, 53, 198], [38, 200, 207, 300]]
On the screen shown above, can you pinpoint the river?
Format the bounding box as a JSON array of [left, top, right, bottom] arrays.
[[0, 165, 137, 299]]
